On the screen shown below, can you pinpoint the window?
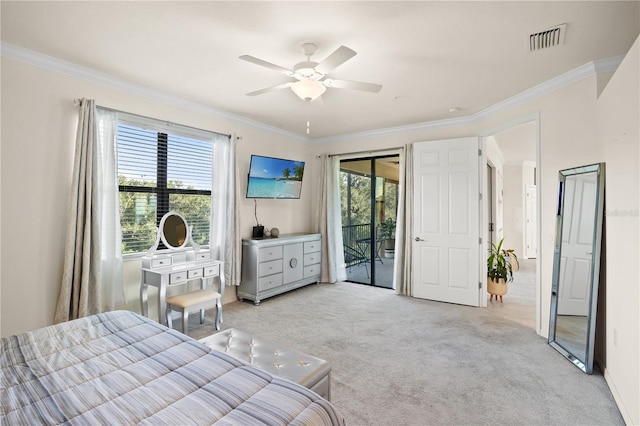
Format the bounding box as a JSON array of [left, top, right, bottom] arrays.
[[116, 115, 214, 254]]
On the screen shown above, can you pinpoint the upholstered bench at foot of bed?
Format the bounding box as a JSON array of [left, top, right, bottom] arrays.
[[199, 328, 331, 401]]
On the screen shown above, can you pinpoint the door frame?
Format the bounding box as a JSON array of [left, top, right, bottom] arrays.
[[480, 113, 542, 333], [525, 184, 537, 259], [486, 162, 496, 248]]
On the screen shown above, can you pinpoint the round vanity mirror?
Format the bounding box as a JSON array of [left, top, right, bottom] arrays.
[[159, 211, 189, 249]]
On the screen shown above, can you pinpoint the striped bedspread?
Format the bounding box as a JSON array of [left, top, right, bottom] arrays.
[[1, 310, 344, 425]]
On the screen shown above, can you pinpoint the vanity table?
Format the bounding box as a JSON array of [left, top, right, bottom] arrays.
[[140, 211, 224, 326]]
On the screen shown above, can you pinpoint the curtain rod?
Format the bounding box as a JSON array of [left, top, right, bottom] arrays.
[[73, 98, 235, 140], [316, 146, 402, 159]]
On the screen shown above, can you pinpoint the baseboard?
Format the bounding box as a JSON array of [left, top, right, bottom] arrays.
[[604, 367, 635, 425]]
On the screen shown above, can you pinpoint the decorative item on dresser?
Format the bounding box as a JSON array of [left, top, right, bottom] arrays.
[[239, 233, 321, 305], [140, 211, 224, 326]]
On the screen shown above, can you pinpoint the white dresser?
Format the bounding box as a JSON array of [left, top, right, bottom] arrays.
[[239, 233, 321, 305]]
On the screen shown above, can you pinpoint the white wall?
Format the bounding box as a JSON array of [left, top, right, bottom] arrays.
[[503, 163, 524, 252], [596, 36, 639, 426], [502, 161, 535, 257], [0, 58, 316, 336]]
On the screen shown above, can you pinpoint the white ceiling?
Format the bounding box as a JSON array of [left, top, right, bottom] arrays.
[[2, 1, 639, 140]]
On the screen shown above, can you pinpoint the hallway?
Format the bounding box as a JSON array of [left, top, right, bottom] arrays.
[[486, 258, 537, 330]]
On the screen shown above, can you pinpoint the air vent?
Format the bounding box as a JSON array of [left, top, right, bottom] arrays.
[[529, 24, 566, 51]]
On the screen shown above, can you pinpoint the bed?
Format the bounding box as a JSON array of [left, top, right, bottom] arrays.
[[1, 310, 345, 425]]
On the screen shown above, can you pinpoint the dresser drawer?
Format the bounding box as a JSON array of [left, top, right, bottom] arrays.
[[204, 264, 220, 277], [259, 246, 283, 262], [170, 271, 188, 284], [258, 273, 283, 291], [303, 265, 320, 279], [303, 240, 321, 254], [258, 259, 283, 277], [187, 268, 203, 279], [304, 252, 320, 266]]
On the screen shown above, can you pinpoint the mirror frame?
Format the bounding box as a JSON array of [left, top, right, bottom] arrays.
[[548, 162, 605, 374], [159, 211, 190, 250]]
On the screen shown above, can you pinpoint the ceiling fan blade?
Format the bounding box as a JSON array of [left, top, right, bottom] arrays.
[[315, 46, 357, 74], [239, 55, 293, 75], [323, 78, 382, 93], [246, 82, 293, 96]]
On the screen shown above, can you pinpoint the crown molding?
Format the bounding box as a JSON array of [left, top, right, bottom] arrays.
[[311, 114, 476, 144], [2, 42, 622, 145], [313, 55, 624, 144], [1, 42, 309, 143]]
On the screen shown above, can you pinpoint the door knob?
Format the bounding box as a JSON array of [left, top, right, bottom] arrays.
[[415, 237, 424, 242]]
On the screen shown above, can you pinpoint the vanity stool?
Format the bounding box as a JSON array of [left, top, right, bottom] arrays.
[[166, 289, 221, 335]]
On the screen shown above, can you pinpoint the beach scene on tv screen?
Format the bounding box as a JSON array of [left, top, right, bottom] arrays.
[[247, 156, 304, 198]]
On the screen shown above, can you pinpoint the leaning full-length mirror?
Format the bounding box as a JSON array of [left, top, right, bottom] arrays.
[[549, 163, 605, 374]]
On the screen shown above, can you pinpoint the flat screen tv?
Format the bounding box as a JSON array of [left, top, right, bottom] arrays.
[[246, 155, 305, 199]]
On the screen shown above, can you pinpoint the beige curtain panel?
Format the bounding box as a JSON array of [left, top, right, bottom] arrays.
[[54, 99, 102, 323], [394, 143, 413, 296]]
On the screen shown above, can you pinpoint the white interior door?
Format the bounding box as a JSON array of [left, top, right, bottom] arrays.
[[558, 174, 596, 315], [413, 137, 481, 307], [525, 185, 537, 258]]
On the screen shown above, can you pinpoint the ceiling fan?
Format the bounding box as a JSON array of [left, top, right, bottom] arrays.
[[239, 43, 382, 102]]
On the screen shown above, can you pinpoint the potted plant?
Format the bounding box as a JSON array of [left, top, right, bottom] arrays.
[[487, 238, 519, 302], [378, 217, 396, 258]]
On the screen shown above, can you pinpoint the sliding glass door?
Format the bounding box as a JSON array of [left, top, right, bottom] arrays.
[[340, 156, 399, 288]]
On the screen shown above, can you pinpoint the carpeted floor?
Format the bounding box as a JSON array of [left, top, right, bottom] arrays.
[[187, 261, 622, 425]]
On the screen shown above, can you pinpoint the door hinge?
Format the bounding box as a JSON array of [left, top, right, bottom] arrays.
[[479, 193, 483, 201], [479, 237, 483, 244], [478, 149, 482, 156], [479, 281, 482, 289]]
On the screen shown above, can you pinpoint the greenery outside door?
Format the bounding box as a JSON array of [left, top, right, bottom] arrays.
[[340, 156, 399, 288]]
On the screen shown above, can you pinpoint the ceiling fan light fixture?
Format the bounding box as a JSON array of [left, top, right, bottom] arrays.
[[293, 61, 323, 80], [291, 80, 326, 101]]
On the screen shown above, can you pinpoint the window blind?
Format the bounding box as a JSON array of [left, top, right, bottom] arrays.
[[114, 114, 215, 254]]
